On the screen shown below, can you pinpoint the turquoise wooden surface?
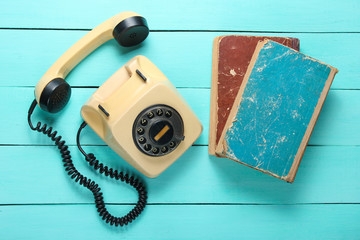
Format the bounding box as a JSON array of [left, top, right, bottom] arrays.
[[1, 1, 359, 239], [1, 0, 359, 31], [2, 205, 359, 239], [0, 31, 358, 89], [1, 146, 360, 204]]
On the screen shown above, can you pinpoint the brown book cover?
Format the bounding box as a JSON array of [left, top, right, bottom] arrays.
[[209, 35, 300, 155]]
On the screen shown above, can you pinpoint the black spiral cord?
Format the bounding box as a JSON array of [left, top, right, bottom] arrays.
[[27, 99, 147, 227]]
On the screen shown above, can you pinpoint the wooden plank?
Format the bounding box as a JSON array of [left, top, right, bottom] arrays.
[[0, 87, 358, 146], [0, 0, 359, 32], [3, 87, 208, 146], [0, 30, 357, 89], [1, 146, 359, 204], [1, 204, 359, 239]]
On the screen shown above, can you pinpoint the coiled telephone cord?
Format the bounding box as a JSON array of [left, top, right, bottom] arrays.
[[27, 100, 147, 227]]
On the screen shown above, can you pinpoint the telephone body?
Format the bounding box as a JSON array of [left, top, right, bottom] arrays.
[[81, 55, 203, 177]]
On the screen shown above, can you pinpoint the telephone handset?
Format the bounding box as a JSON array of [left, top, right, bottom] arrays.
[[35, 11, 149, 113], [27, 11, 202, 227]]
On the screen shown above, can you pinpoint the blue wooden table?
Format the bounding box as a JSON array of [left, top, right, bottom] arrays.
[[1, 0, 359, 239]]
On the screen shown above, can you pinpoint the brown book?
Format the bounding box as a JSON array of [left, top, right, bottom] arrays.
[[209, 35, 300, 155]]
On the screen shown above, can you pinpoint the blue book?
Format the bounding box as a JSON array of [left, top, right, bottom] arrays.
[[215, 40, 338, 182]]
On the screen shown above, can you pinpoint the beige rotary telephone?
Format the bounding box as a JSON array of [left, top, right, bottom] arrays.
[[81, 55, 202, 177], [27, 11, 202, 227]]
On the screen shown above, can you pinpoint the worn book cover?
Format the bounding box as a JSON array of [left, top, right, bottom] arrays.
[[209, 35, 299, 155], [209, 35, 300, 155], [215, 40, 338, 182]]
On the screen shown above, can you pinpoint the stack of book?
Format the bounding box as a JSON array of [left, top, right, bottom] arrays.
[[209, 35, 338, 182]]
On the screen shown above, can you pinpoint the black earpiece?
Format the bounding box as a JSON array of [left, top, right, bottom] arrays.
[[39, 78, 71, 113], [113, 16, 149, 47]]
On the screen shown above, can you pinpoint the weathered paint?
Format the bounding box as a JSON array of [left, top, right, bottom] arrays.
[[223, 41, 332, 178]]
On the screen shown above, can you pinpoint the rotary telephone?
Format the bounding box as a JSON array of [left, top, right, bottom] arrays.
[[27, 12, 202, 227]]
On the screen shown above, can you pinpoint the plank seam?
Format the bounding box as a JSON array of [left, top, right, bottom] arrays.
[[0, 144, 359, 147], [0, 28, 360, 34], [1, 86, 359, 91], [1, 203, 359, 206]]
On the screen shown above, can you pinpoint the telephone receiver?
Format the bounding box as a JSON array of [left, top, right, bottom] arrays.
[[35, 11, 149, 113]]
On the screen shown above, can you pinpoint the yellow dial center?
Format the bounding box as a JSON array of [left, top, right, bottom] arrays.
[[154, 125, 170, 141]]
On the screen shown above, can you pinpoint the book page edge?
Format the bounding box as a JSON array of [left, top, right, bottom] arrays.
[[208, 36, 223, 155]]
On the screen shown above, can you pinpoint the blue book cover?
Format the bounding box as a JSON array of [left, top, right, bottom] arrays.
[[215, 40, 338, 182]]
